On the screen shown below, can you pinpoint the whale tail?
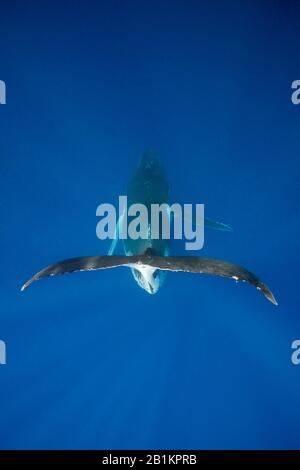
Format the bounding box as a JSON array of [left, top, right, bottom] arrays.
[[20, 254, 277, 305]]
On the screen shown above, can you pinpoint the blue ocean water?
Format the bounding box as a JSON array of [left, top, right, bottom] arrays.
[[0, 0, 300, 450]]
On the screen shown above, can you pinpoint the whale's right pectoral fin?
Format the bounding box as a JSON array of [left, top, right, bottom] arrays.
[[175, 209, 232, 232], [204, 217, 233, 232]]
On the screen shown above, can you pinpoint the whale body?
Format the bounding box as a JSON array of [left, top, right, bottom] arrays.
[[21, 152, 277, 305]]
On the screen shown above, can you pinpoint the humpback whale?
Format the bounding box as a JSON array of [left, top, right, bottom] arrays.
[[21, 152, 277, 305]]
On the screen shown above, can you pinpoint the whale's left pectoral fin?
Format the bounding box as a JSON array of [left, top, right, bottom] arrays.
[[107, 210, 125, 255]]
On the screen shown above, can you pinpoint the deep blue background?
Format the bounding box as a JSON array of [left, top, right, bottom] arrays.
[[1, 0, 300, 449]]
